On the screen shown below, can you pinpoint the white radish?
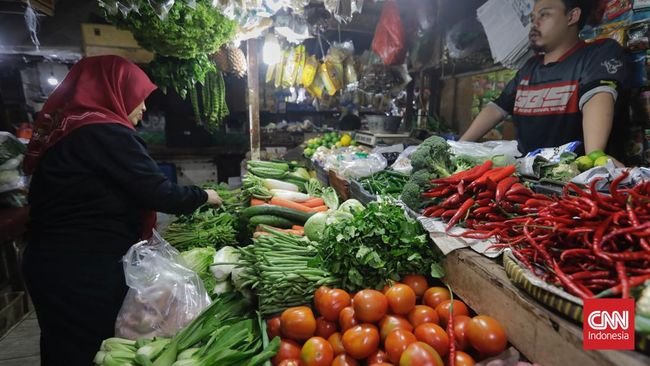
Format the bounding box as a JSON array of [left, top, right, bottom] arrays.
[[262, 178, 299, 191], [270, 189, 311, 202]]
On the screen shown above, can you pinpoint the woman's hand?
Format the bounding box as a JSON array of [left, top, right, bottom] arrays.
[[205, 189, 223, 206]]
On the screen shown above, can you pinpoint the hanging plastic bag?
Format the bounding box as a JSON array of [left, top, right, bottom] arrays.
[[115, 231, 211, 340], [371, 0, 406, 65]]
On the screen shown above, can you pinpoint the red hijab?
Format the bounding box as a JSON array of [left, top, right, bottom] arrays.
[[24, 55, 157, 174], [24, 55, 158, 239]]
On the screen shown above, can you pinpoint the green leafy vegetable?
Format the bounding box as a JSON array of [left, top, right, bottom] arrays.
[[318, 201, 443, 291]]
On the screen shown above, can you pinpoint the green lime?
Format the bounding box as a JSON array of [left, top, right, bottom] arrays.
[[587, 150, 606, 162], [575, 156, 594, 172], [594, 156, 611, 167]]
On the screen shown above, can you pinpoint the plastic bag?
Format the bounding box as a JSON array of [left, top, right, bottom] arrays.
[[328, 152, 387, 179], [448, 140, 522, 165], [115, 231, 211, 340], [371, 0, 406, 65], [391, 145, 419, 174]]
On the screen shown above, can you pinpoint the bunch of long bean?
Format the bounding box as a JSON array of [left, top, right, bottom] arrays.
[[235, 228, 339, 316]]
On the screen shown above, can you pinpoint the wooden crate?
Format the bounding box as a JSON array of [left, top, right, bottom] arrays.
[[327, 169, 350, 201], [80, 24, 154, 64]]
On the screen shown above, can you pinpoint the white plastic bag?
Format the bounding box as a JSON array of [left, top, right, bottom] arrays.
[[448, 140, 521, 165], [328, 152, 387, 179], [115, 231, 211, 340], [390, 145, 419, 174]]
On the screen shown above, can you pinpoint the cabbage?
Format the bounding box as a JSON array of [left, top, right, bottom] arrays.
[[338, 199, 364, 214], [211, 246, 240, 281], [304, 212, 329, 242], [180, 247, 216, 274]]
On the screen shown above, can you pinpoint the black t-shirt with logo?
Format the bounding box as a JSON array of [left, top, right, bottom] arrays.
[[492, 39, 628, 158]]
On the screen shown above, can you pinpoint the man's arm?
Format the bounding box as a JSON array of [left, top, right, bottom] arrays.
[[581, 92, 615, 154], [460, 103, 507, 141]]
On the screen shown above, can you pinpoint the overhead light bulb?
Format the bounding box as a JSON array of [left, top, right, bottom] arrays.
[[47, 75, 59, 86], [262, 33, 282, 65]]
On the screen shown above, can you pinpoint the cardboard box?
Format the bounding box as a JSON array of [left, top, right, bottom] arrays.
[[80, 23, 154, 64]]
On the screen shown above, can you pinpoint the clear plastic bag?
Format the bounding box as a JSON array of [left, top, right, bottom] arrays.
[[330, 152, 387, 179], [391, 145, 419, 174], [448, 140, 522, 165], [115, 231, 211, 340]]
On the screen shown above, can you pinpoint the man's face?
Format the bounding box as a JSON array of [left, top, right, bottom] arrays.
[[529, 0, 581, 53]]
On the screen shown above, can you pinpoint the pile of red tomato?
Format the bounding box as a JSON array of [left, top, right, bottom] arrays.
[[266, 275, 509, 366]]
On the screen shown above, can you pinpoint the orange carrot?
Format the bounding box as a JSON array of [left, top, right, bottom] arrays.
[[270, 196, 312, 212], [302, 197, 325, 208], [250, 198, 266, 206], [308, 205, 329, 213], [292, 225, 304, 231]]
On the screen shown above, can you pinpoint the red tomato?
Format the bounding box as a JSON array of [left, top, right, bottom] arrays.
[[300, 337, 334, 366], [281, 306, 317, 341], [467, 315, 507, 356], [339, 306, 358, 332], [454, 351, 476, 366], [422, 287, 450, 309], [315, 317, 338, 339], [379, 315, 413, 341], [385, 284, 417, 315], [267, 316, 281, 340], [453, 315, 472, 350], [366, 349, 389, 364], [385, 329, 418, 363], [435, 300, 469, 328], [401, 275, 428, 297], [272, 339, 302, 365], [314, 286, 330, 307], [331, 354, 359, 366], [399, 342, 443, 366], [328, 332, 346, 356], [277, 359, 301, 366], [342, 324, 380, 360], [408, 305, 439, 327], [315, 288, 352, 322], [353, 290, 388, 323], [413, 323, 449, 357]]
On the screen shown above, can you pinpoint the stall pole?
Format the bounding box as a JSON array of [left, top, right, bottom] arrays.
[[247, 38, 261, 160]]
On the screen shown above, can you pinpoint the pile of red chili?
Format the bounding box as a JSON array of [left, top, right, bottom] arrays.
[[421, 164, 650, 300]]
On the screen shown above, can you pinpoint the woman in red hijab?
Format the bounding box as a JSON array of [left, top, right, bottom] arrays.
[[22, 55, 222, 365]]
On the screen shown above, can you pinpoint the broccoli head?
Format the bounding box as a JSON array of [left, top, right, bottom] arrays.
[[400, 182, 423, 211], [409, 169, 434, 188], [410, 136, 452, 178], [451, 155, 478, 174]]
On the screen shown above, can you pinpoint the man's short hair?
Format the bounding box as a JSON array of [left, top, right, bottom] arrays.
[[538, 0, 595, 29]]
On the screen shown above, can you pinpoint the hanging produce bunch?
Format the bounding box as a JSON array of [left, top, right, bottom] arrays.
[[212, 44, 247, 78], [101, 0, 236, 128]]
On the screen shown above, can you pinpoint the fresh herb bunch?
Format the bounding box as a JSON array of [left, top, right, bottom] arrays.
[[103, 0, 236, 60], [317, 201, 444, 291], [148, 54, 216, 99]]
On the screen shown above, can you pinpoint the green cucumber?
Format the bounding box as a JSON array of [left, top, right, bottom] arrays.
[[248, 215, 293, 229], [242, 205, 314, 224], [249, 167, 287, 179]]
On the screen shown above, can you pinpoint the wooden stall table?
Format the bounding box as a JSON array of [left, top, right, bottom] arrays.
[[441, 249, 650, 366]]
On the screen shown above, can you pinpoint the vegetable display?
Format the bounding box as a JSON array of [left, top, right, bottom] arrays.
[[269, 282, 509, 366], [487, 176, 650, 300], [358, 170, 410, 198], [94, 293, 279, 366], [317, 200, 444, 291]]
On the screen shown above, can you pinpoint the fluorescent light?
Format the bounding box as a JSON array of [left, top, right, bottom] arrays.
[[47, 76, 58, 86], [262, 33, 282, 65]]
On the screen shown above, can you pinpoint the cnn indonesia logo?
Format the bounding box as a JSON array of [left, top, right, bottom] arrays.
[[583, 298, 635, 350]]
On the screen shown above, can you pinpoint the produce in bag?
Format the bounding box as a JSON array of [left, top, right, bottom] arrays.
[[307, 66, 326, 98], [321, 60, 343, 95], [371, 0, 406, 65], [115, 231, 211, 340], [282, 46, 300, 87]]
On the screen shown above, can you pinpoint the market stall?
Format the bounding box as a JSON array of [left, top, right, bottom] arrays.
[[1, 0, 650, 365]]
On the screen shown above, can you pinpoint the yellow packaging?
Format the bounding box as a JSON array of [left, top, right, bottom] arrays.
[[266, 63, 276, 84], [306, 66, 325, 98], [282, 47, 299, 88], [321, 61, 343, 96], [294, 45, 307, 86], [301, 55, 319, 87], [274, 51, 286, 88]]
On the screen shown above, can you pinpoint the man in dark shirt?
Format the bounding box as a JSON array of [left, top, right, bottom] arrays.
[[461, 0, 628, 160]]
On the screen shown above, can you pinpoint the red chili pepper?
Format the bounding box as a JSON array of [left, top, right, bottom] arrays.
[[467, 166, 506, 190], [475, 198, 492, 207], [596, 274, 650, 297], [609, 171, 630, 204], [432, 208, 445, 217], [495, 176, 518, 202], [615, 261, 630, 299], [505, 194, 531, 204], [627, 203, 650, 252], [432, 160, 493, 185], [552, 260, 594, 299], [441, 209, 457, 219], [441, 193, 463, 208], [477, 190, 494, 200], [473, 206, 494, 215], [568, 271, 611, 281], [446, 198, 475, 232], [422, 205, 441, 217]]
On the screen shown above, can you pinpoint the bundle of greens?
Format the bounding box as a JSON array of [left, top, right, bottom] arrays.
[[164, 209, 238, 251], [539, 152, 581, 183], [200, 182, 244, 214], [232, 228, 339, 316], [94, 293, 279, 366], [358, 170, 410, 197], [180, 247, 217, 297], [317, 201, 443, 292]]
